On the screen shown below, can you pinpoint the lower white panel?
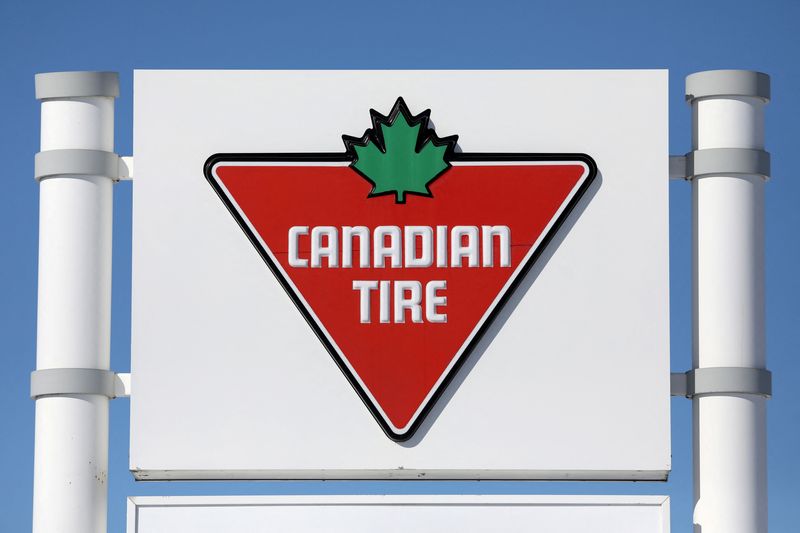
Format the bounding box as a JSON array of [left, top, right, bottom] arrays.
[[128, 495, 669, 533]]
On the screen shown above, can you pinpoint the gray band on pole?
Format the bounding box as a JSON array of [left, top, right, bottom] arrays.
[[30, 368, 117, 399], [34, 149, 121, 181], [685, 70, 770, 103], [687, 147, 771, 180], [35, 71, 119, 100], [672, 367, 772, 398]]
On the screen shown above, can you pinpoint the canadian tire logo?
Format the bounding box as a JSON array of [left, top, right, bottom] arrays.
[[205, 98, 597, 441]]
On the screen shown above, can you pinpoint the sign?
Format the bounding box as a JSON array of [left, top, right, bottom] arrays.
[[131, 70, 670, 479], [205, 97, 596, 440], [127, 495, 670, 533]]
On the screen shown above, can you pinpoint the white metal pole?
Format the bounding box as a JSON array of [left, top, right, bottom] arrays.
[[688, 70, 770, 533], [32, 72, 119, 533]]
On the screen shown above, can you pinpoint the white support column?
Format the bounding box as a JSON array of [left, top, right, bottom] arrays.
[[688, 70, 771, 533], [32, 71, 119, 533]]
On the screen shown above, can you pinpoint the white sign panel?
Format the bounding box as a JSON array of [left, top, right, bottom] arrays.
[[127, 495, 670, 533], [131, 70, 670, 480]]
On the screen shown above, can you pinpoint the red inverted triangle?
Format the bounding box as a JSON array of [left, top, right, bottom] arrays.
[[206, 154, 595, 441]]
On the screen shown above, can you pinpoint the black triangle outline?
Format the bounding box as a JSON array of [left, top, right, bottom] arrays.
[[205, 152, 596, 442]]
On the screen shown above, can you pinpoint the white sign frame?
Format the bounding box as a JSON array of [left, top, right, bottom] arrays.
[[130, 70, 670, 480], [127, 495, 670, 533]]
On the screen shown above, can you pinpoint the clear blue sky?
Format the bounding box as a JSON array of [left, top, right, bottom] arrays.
[[1, 1, 797, 531]]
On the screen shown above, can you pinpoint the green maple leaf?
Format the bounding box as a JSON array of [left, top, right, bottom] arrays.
[[343, 97, 458, 203]]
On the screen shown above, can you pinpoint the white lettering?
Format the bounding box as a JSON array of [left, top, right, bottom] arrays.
[[379, 280, 392, 323], [436, 225, 448, 267], [342, 226, 370, 268], [450, 226, 480, 267], [311, 226, 339, 268], [355, 280, 448, 324], [481, 225, 511, 267], [373, 226, 402, 268], [288, 225, 511, 270], [394, 280, 423, 323], [404, 226, 434, 268], [352, 280, 378, 323], [288, 226, 309, 268], [425, 280, 447, 323]]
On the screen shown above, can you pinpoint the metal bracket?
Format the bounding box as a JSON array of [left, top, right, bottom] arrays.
[[119, 156, 133, 181], [671, 367, 772, 398], [669, 155, 688, 180], [34, 149, 130, 182], [30, 369, 131, 399]]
